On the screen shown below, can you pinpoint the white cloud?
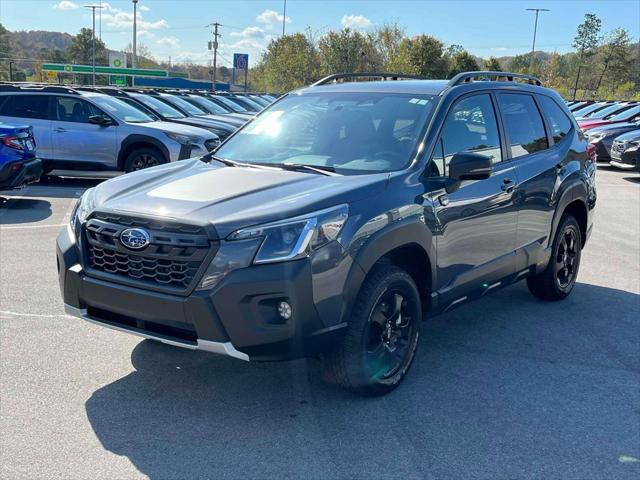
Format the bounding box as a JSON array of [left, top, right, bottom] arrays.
[[256, 9, 291, 27], [341, 14, 373, 30], [53, 1, 79, 9], [230, 26, 266, 40], [97, 2, 167, 30], [157, 36, 181, 49]]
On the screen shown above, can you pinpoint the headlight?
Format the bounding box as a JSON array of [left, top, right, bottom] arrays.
[[196, 205, 348, 290], [70, 188, 96, 233], [164, 132, 199, 146], [228, 204, 349, 264]]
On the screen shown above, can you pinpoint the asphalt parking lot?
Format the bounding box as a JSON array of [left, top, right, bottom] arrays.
[[1, 167, 639, 479]]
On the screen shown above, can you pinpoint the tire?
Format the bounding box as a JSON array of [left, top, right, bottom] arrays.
[[124, 147, 166, 173], [527, 215, 582, 301], [323, 264, 422, 396]]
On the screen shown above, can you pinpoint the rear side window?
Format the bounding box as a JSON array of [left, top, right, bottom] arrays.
[[1, 95, 50, 120], [429, 93, 502, 176], [537, 95, 573, 144], [497, 93, 548, 158]]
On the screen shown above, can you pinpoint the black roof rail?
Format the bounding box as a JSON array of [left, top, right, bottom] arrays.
[[74, 86, 129, 97], [0, 84, 80, 94], [312, 72, 426, 86], [448, 71, 542, 87]]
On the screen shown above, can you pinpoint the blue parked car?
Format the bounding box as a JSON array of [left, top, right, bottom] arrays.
[[0, 122, 42, 190]]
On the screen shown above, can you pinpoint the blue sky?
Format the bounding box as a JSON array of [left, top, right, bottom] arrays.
[[1, 0, 639, 67]]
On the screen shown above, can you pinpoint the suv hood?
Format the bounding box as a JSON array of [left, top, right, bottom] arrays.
[[91, 159, 388, 238], [134, 120, 216, 140]]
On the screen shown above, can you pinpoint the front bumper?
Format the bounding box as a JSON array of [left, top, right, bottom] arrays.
[[57, 225, 346, 361], [0, 157, 42, 189], [610, 148, 639, 171]]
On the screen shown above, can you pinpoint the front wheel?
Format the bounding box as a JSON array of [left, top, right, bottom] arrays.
[[124, 147, 166, 173], [323, 265, 422, 396], [527, 215, 582, 301]]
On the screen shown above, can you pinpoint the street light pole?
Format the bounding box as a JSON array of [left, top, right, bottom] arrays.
[[84, 4, 104, 85], [282, 0, 287, 36], [132, 0, 138, 86], [526, 8, 549, 73]]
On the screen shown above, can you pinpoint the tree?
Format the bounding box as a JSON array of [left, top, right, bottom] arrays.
[[594, 28, 631, 94], [571, 13, 602, 99], [388, 34, 448, 78], [0, 23, 11, 81], [484, 57, 502, 71], [251, 33, 319, 92], [543, 52, 563, 89], [318, 28, 382, 74], [372, 22, 405, 70], [446, 47, 480, 77], [67, 28, 106, 65]]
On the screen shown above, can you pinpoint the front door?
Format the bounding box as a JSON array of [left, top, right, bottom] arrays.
[[51, 96, 118, 169], [425, 93, 518, 309]]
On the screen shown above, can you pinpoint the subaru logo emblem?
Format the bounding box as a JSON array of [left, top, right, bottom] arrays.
[[120, 228, 150, 250]]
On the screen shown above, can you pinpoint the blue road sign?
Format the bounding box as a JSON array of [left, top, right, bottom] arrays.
[[233, 53, 249, 71]]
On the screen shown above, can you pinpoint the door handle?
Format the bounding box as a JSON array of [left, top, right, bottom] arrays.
[[501, 178, 515, 193], [54, 127, 67, 133]]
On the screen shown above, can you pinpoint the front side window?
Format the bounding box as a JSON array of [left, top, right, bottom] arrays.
[[4, 95, 50, 120], [498, 93, 548, 158], [429, 94, 502, 177], [538, 95, 572, 144], [55, 96, 101, 123], [215, 92, 436, 174]]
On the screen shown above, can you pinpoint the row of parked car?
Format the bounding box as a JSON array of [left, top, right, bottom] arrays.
[[566, 99, 640, 171], [0, 83, 277, 189]]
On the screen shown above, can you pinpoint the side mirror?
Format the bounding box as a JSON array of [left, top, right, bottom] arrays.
[[88, 115, 112, 126], [445, 152, 493, 193]]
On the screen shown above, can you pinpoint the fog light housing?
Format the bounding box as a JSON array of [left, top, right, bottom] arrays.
[[277, 301, 292, 320]]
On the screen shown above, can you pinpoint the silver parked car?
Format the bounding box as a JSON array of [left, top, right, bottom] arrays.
[[0, 85, 220, 173]]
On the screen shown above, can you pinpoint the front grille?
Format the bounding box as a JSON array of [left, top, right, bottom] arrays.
[[88, 245, 201, 289], [83, 215, 215, 294]]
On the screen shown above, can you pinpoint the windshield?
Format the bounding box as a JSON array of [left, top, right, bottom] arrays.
[[587, 104, 630, 119], [608, 105, 640, 121], [132, 93, 186, 119], [213, 95, 247, 112], [573, 103, 606, 117], [215, 92, 436, 174], [160, 94, 207, 116], [90, 95, 154, 123], [186, 96, 229, 115], [232, 96, 262, 110]]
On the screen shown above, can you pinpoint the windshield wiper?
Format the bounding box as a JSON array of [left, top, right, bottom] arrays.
[[279, 163, 339, 176], [201, 154, 241, 167]]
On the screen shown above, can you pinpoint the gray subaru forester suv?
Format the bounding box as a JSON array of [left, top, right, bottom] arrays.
[[58, 72, 596, 395], [0, 85, 220, 173]]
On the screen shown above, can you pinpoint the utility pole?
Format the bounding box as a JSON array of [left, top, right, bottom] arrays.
[[526, 8, 549, 73], [84, 4, 104, 85], [8, 61, 14, 82], [208, 22, 221, 89], [282, 0, 287, 36]]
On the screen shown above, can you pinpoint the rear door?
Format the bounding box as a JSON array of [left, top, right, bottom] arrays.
[[495, 92, 566, 271], [51, 95, 118, 169], [0, 94, 53, 160]]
